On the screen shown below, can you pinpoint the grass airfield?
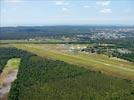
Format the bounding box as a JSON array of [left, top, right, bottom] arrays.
[[12, 44, 134, 80]]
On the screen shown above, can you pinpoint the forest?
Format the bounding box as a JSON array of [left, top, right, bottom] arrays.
[[0, 47, 134, 100], [0, 47, 32, 73], [0, 26, 133, 40]]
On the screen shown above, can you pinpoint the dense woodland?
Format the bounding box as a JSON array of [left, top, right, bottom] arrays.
[[0, 26, 133, 39], [0, 47, 34, 73], [94, 38, 134, 62], [0, 47, 133, 100], [0, 26, 92, 39]]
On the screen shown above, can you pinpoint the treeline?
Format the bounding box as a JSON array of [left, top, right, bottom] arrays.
[[1, 26, 133, 40], [0, 47, 34, 73], [92, 37, 134, 50], [117, 53, 134, 62], [93, 37, 134, 62], [7, 48, 134, 100], [0, 26, 92, 39]]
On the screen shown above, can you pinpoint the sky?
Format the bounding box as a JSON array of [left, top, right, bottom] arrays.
[[0, 0, 134, 26]]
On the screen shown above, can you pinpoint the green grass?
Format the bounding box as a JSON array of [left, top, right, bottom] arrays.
[[13, 44, 134, 80], [6, 58, 21, 69]]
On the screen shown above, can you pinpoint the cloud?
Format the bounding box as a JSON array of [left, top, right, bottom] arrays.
[[55, 0, 69, 6], [83, 5, 90, 8], [96, 0, 111, 6], [55, 1, 63, 5], [96, 1, 112, 14], [62, 7, 69, 11], [83, 5, 97, 9], [6, 0, 22, 3], [100, 8, 112, 13], [124, 9, 133, 13]]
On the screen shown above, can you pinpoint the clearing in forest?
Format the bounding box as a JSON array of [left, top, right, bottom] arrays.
[[13, 44, 134, 80], [0, 58, 21, 99]]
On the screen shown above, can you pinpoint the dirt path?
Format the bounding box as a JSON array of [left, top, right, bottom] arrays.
[[0, 70, 18, 100]]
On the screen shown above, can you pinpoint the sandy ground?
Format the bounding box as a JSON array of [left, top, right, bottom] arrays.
[[0, 70, 18, 100]]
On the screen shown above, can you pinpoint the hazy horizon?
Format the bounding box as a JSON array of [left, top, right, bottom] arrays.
[[1, 24, 134, 27]]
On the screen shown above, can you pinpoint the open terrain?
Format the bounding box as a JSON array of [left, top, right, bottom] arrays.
[[0, 46, 133, 100], [13, 44, 134, 80], [0, 58, 21, 100]]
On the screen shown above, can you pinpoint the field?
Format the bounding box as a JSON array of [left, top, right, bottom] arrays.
[[0, 58, 21, 100], [0, 58, 20, 85], [5, 58, 21, 69], [13, 44, 134, 80]]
